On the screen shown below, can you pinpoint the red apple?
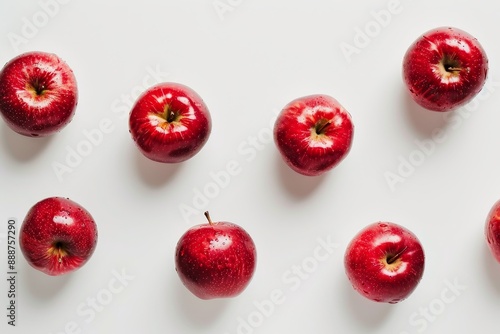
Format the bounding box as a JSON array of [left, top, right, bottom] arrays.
[[175, 212, 256, 299], [485, 200, 500, 262], [403, 27, 488, 112], [128, 82, 211, 163], [344, 222, 425, 303], [0, 51, 78, 137], [20, 197, 98, 276], [273, 94, 354, 176]]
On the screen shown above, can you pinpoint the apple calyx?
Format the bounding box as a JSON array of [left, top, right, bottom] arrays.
[[29, 80, 46, 95], [47, 241, 69, 263], [383, 246, 407, 270], [165, 106, 179, 123], [149, 105, 182, 130], [438, 56, 464, 80], [314, 118, 332, 135], [28, 77, 52, 97], [204, 211, 214, 225]]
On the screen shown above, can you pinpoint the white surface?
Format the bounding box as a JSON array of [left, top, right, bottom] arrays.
[[1, 0, 500, 333]]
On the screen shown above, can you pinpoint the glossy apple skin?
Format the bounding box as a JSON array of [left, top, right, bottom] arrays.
[[485, 200, 500, 263], [0, 51, 78, 137], [274, 94, 354, 176], [344, 222, 425, 303], [20, 197, 98, 276], [129, 82, 211, 163], [175, 221, 256, 300], [403, 27, 488, 112]]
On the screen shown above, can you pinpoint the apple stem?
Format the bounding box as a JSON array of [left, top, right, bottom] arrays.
[[166, 108, 177, 123], [315, 119, 332, 135], [386, 246, 407, 264], [204, 211, 214, 225], [31, 79, 46, 95], [445, 66, 461, 73]]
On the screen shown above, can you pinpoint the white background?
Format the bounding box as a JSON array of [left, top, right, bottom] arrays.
[[1, 0, 500, 333]]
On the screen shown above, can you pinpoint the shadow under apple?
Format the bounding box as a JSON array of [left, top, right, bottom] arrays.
[[173, 271, 230, 327], [2, 123, 54, 162], [20, 259, 73, 300], [340, 277, 393, 329], [133, 149, 182, 188], [483, 242, 500, 294], [402, 86, 451, 138], [274, 153, 328, 200]]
